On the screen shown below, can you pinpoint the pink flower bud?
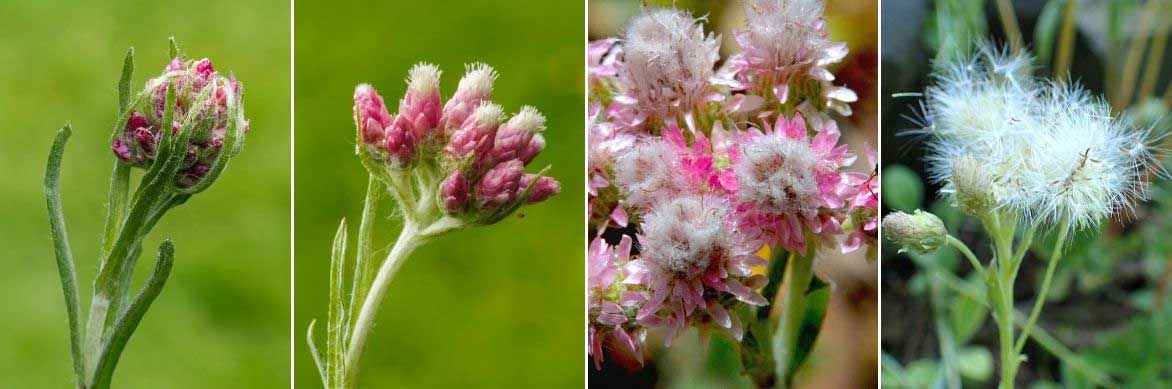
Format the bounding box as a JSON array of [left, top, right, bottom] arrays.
[[475, 159, 525, 209], [440, 171, 471, 214], [112, 139, 133, 163], [520, 174, 560, 204], [445, 103, 503, 168], [490, 106, 545, 165], [517, 133, 545, 165], [383, 116, 417, 166], [440, 63, 497, 131], [354, 84, 392, 146], [398, 63, 443, 140]]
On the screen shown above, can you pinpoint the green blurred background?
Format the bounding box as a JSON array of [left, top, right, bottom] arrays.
[[0, 0, 290, 387], [294, 0, 583, 387]]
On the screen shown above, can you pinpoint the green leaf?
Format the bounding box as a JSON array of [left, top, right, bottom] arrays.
[[758, 247, 789, 320], [957, 346, 994, 382], [44, 124, 84, 386], [881, 164, 924, 212], [738, 306, 776, 387], [784, 274, 831, 380], [949, 274, 989, 343], [1034, 0, 1065, 68], [306, 320, 328, 386], [327, 219, 349, 388], [168, 36, 180, 59], [117, 48, 135, 114], [90, 240, 175, 389]]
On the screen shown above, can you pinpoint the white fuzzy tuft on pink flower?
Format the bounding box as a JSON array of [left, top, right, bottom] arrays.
[[618, 8, 720, 121], [729, 113, 854, 251], [623, 194, 766, 342]]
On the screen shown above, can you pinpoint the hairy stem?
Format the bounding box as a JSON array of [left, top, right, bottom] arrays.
[[342, 222, 423, 388], [947, 235, 985, 279]]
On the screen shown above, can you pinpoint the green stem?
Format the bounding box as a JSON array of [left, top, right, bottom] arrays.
[[1015, 220, 1071, 353], [947, 235, 985, 279], [772, 251, 813, 388], [348, 176, 381, 328], [341, 222, 424, 389], [1052, 0, 1079, 81]]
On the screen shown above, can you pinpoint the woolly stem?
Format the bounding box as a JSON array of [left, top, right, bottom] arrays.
[[342, 222, 423, 389]]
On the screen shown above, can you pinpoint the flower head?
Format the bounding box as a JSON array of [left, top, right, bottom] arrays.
[[441, 63, 497, 131], [618, 8, 720, 121], [113, 53, 248, 190], [882, 210, 948, 254], [920, 45, 1161, 231]]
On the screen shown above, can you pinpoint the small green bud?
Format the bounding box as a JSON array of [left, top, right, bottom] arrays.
[[882, 210, 948, 254]]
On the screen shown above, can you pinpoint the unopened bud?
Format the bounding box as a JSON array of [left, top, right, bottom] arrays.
[[520, 174, 560, 204], [517, 133, 545, 165], [475, 159, 525, 209], [354, 84, 392, 145], [440, 171, 471, 214], [882, 210, 948, 254], [383, 116, 417, 166]]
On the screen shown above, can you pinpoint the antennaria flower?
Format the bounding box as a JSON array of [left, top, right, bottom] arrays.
[[312, 63, 559, 388], [617, 8, 720, 123], [48, 38, 248, 389], [587, 3, 872, 379], [921, 44, 1162, 231]]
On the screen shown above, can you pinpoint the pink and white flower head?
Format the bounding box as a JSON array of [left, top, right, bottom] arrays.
[[732, 0, 856, 114], [842, 145, 878, 254], [446, 102, 504, 170], [114, 54, 248, 189], [491, 105, 545, 165], [624, 194, 767, 342], [611, 138, 692, 212], [618, 8, 720, 123], [398, 63, 443, 141], [354, 62, 559, 225], [441, 63, 497, 131], [729, 113, 854, 251]]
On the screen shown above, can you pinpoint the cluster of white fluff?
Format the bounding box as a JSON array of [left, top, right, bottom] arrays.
[[611, 139, 687, 211], [639, 195, 735, 279], [742, 0, 833, 73], [734, 135, 822, 218], [620, 8, 721, 118], [921, 45, 1162, 231]]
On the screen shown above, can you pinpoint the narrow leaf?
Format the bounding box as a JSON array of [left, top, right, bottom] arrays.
[[784, 274, 831, 381], [328, 220, 349, 387], [44, 124, 85, 385], [117, 47, 134, 114], [89, 240, 176, 389], [306, 320, 329, 386], [168, 36, 180, 59], [758, 247, 789, 320]]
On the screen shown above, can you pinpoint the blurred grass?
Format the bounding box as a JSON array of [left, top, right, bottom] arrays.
[[0, 0, 290, 387], [294, 0, 583, 387]]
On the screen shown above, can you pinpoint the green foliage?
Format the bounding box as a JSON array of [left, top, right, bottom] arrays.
[[881, 164, 924, 212], [924, 0, 988, 62]]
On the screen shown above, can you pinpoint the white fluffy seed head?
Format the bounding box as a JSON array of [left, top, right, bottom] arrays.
[[742, 0, 828, 68], [734, 135, 821, 218], [613, 139, 686, 210], [621, 7, 720, 116], [641, 194, 734, 279], [407, 62, 442, 95], [457, 62, 498, 99], [920, 44, 1161, 231]]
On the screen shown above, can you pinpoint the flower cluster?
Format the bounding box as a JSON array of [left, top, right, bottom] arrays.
[[588, 1, 874, 368], [919, 45, 1162, 231], [112, 56, 248, 189], [355, 63, 559, 224]]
